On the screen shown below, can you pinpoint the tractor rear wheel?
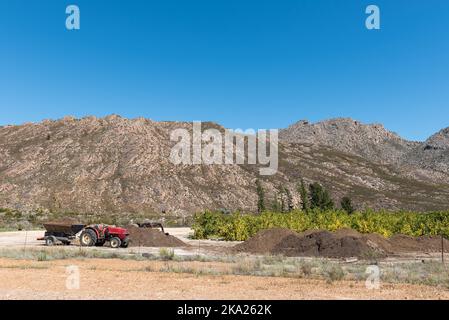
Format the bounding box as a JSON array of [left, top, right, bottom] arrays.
[[110, 237, 121, 249], [80, 229, 97, 247]]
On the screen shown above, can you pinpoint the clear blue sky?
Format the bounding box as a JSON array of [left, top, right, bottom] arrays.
[[0, 0, 448, 141]]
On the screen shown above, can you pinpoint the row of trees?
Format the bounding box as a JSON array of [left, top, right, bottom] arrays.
[[256, 179, 355, 214]]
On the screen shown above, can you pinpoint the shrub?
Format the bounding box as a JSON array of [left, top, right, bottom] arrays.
[[37, 251, 48, 262], [256, 179, 265, 214], [159, 248, 175, 260], [192, 210, 449, 241], [297, 179, 309, 212], [309, 183, 334, 210], [323, 264, 345, 283], [341, 196, 355, 214]]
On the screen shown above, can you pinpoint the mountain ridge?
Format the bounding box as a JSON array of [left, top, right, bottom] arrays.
[[280, 117, 449, 176], [0, 115, 448, 215]]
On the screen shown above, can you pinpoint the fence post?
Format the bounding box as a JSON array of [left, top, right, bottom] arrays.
[[442, 234, 445, 265], [23, 229, 28, 252]]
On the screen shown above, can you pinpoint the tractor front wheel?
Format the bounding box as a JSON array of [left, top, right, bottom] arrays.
[[80, 229, 97, 247], [121, 237, 129, 248], [110, 237, 122, 249]]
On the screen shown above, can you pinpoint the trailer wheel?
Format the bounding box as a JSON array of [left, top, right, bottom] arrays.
[[80, 229, 97, 247], [110, 237, 121, 249], [45, 236, 56, 246]]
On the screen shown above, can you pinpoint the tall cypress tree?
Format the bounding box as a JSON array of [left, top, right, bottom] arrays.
[[256, 179, 265, 214], [298, 179, 309, 212], [285, 188, 293, 212], [278, 186, 286, 213], [271, 193, 281, 212], [309, 182, 334, 211], [341, 196, 355, 214]]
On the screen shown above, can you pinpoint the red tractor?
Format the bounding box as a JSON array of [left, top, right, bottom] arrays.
[[79, 224, 130, 248]]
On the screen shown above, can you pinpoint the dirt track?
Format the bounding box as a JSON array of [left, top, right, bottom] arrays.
[[0, 258, 448, 300], [0, 228, 196, 247], [0, 228, 238, 256]]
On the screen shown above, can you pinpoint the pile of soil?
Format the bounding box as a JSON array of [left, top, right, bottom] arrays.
[[389, 234, 449, 253], [233, 228, 386, 258], [126, 225, 188, 247], [233, 228, 449, 258]]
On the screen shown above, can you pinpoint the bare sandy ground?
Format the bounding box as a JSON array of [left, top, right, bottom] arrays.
[[0, 228, 239, 247], [0, 258, 448, 300], [1, 230, 449, 300], [0, 228, 239, 256]]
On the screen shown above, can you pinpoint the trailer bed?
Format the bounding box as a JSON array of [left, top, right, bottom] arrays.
[[43, 223, 85, 236]]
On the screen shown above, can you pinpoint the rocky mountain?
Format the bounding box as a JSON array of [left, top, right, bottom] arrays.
[[280, 118, 420, 165], [0, 115, 263, 216], [0, 115, 448, 216], [425, 128, 449, 150], [280, 118, 449, 183], [403, 127, 449, 175]]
